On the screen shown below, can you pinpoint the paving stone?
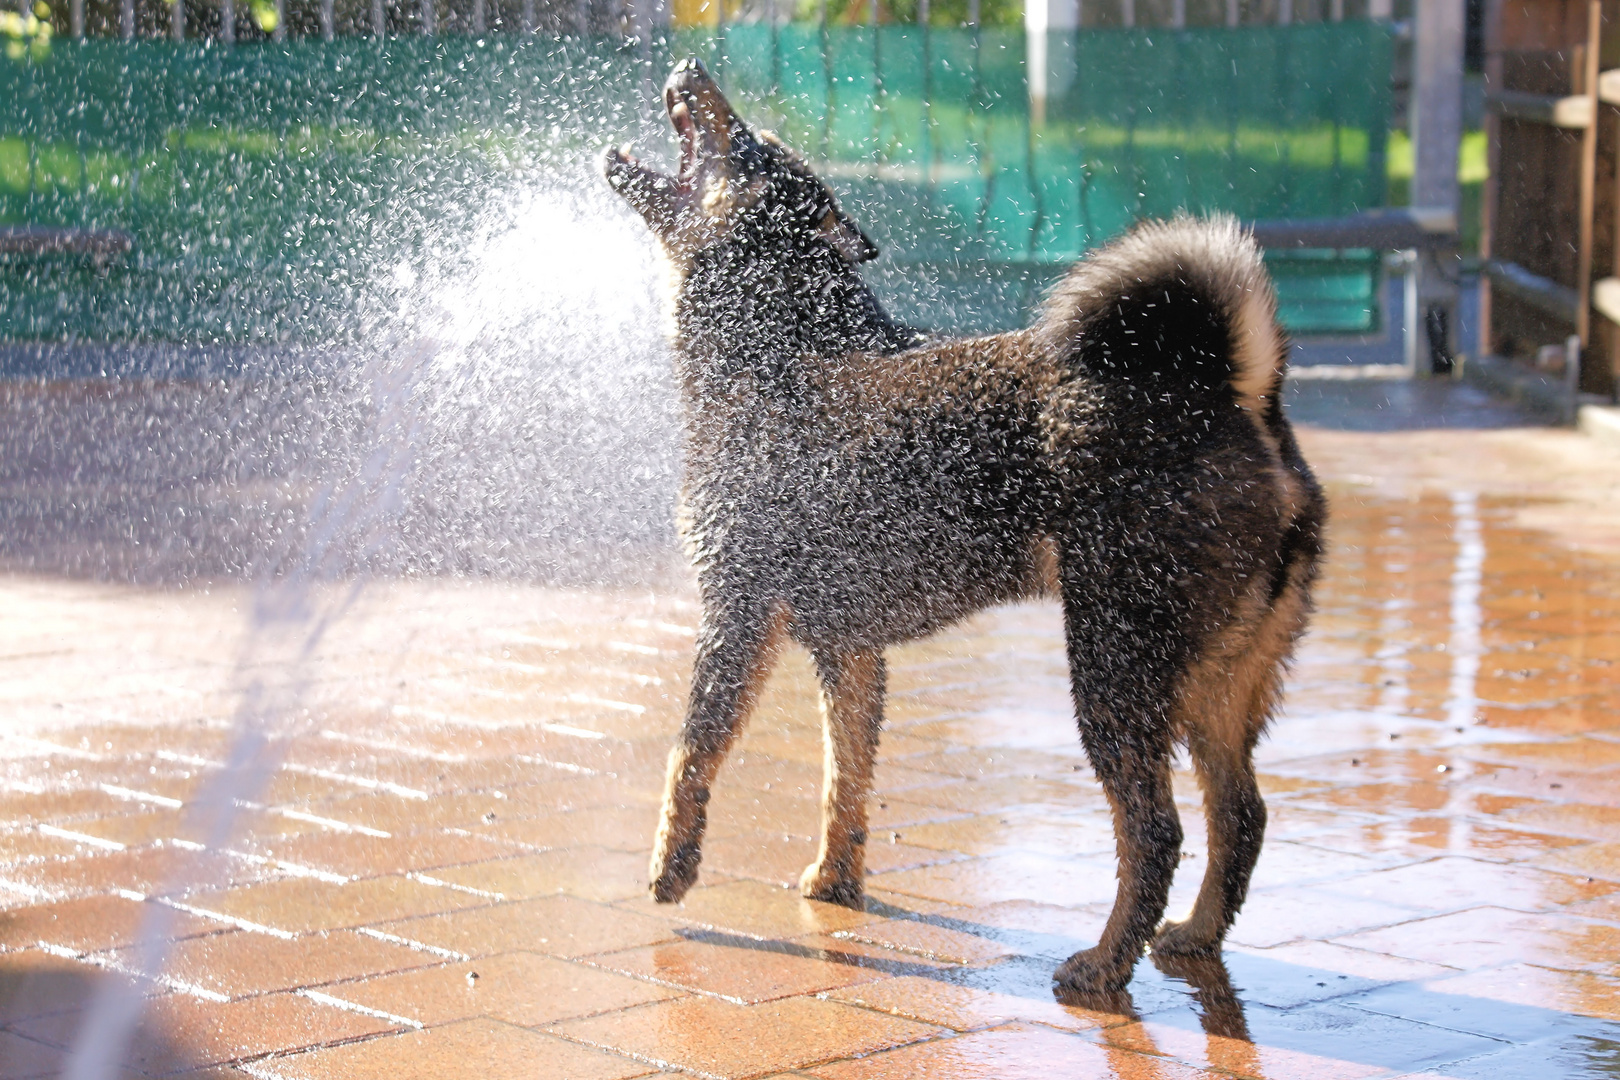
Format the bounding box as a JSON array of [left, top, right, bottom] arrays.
[[0, 828, 99, 868], [107, 928, 439, 1000], [613, 880, 878, 941], [811, 1025, 1194, 1080], [182, 876, 491, 936], [11, 991, 397, 1072], [250, 1018, 655, 1080], [3, 845, 281, 902], [547, 995, 943, 1079], [826, 976, 1102, 1033], [825, 918, 1019, 966], [373, 895, 681, 959], [429, 849, 652, 903], [1331, 906, 1620, 975], [240, 830, 520, 881], [0, 894, 219, 955], [0, 948, 156, 1025], [323, 951, 683, 1027], [0, 1030, 65, 1080], [585, 935, 890, 1004]]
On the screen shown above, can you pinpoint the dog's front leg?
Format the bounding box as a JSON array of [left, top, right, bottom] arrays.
[[649, 602, 785, 904], [801, 647, 885, 909]]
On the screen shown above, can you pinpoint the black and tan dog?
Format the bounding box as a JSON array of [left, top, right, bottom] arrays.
[[603, 58, 1324, 992]]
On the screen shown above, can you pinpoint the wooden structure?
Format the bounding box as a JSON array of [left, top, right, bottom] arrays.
[[1482, 0, 1617, 396]]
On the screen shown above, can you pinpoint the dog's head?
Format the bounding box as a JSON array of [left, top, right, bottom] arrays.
[[602, 58, 878, 269]]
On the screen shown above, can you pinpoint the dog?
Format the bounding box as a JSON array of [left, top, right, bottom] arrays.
[[602, 57, 1324, 992]]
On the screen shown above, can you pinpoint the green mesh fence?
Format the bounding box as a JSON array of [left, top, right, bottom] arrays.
[[0, 23, 1391, 357]]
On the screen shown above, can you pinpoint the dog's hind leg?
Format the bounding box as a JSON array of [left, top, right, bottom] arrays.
[[1054, 591, 1184, 992], [649, 601, 787, 904], [1154, 575, 1312, 956], [800, 647, 885, 909]]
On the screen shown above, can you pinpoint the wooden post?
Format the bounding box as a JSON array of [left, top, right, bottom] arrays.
[[373, 0, 385, 35], [119, 0, 133, 39], [1170, 0, 1184, 29], [1120, 0, 1133, 28], [472, 0, 484, 31], [171, 0, 185, 38], [520, 0, 533, 32], [421, 0, 434, 32], [70, 0, 83, 39], [1478, 0, 1502, 358], [1411, 0, 1465, 370], [1575, 0, 1601, 348], [1224, 0, 1236, 28], [221, 0, 234, 40], [320, 0, 334, 37]]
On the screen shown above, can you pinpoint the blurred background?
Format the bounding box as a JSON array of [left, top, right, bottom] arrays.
[[5, 4, 1620, 1079]]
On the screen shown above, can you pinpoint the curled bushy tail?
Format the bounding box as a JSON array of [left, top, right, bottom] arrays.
[[1035, 214, 1285, 411]]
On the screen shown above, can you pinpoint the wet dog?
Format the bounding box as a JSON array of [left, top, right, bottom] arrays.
[[603, 58, 1324, 992]]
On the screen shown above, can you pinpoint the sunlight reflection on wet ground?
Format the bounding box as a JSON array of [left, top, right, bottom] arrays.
[[3, 380, 1620, 1078]]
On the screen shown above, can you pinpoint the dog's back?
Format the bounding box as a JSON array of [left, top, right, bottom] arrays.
[[691, 215, 1322, 673]]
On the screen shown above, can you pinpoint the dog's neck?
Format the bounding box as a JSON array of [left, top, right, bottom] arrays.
[[671, 235, 923, 404]]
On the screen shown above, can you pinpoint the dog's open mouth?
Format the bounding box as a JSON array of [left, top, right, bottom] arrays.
[[666, 88, 700, 190], [604, 58, 729, 201]]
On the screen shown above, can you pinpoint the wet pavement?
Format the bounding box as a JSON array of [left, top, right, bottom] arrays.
[[3, 379, 1620, 1078]]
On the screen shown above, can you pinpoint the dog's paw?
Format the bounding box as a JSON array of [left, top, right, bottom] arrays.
[[799, 863, 864, 910], [1052, 947, 1136, 994], [648, 842, 703, 904], [1150, 918, 1221, 958]]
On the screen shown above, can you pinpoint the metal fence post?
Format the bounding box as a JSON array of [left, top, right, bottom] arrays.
[[472, 0, 484, 32], [273, 0, 285, 38], [222, 0, 235, 40], [120, 0, 133, 39], [1026, 0, 1078, 125], [70, 0, 83, 39], [1411, 0, 1464, 372], [374, 0, 386, 36], [521, 0, 533, 32], [320, 0, 334, 38], [171, 0, 185, 38], [422, 0, 435, 33]]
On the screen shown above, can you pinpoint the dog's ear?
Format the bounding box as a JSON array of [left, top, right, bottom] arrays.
[[817, 208, 880, 263], [758, 130, 880, 263]]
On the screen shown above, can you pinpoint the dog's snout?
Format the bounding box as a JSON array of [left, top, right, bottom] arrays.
[[666, 56, 717, 99]]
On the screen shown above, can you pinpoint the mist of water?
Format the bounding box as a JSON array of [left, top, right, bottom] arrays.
[[44, 105, 680, 1077]]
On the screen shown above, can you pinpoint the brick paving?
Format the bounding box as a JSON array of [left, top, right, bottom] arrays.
[[3, 386, 1620, 1077]]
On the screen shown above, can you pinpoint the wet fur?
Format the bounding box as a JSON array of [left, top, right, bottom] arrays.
[[606, 68, 1325, 992]]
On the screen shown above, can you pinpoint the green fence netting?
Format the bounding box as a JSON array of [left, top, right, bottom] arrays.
[[0, 22, 1391, 358]]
